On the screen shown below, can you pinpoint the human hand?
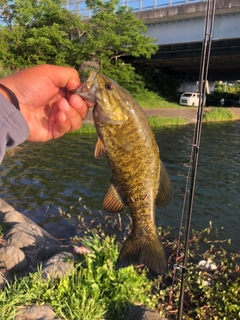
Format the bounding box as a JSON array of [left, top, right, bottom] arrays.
[[0, 64, 93, 142]]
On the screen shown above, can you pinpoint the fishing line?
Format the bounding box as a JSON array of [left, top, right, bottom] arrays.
[[167, 0, 217, 318]]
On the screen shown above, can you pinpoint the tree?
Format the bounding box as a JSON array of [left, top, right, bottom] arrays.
[[0, 0, 158, 94], [73, 0, 158, 92], [0, 0, 88, 69]]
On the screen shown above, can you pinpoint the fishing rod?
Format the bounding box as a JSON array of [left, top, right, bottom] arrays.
[[176, 0, 217, 319]]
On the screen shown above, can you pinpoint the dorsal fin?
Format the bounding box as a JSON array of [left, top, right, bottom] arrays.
[[103, 183, 126, 213], [156, 161, 173, 209], [94, 137, 106, 158]]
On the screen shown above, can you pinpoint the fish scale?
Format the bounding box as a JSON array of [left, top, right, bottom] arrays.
[[73, 70, 173, 274]]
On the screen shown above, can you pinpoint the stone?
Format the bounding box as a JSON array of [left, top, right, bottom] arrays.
[[15, 304, 58, 320], [37, 241, 63, 261], [4, 223, 45, 251], [3, 209, 62, 259], [41, 252, 74, 280], [124, 305, 167, 320], [4, 210, 27, 225], [0, 246, 28, 272], [0, 271, 6, 288], [0, 198, 14, 214]]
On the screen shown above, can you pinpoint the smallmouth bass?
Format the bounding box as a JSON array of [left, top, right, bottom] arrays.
[[74, 71, 173, 274]]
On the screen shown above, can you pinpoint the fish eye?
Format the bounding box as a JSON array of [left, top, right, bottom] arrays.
[[105, 83, 114, 90]]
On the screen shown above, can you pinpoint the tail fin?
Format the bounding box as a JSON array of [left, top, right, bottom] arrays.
[[115, 233, 167, 275]]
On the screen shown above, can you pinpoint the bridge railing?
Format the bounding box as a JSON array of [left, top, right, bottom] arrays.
[[65, 0, 205, 18]]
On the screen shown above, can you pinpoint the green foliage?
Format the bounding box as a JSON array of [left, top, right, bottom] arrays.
[[148, 116, 187, 127], [70, 123, 96, 134], [0, 207, 239, 320], [215, 81, 240, 94], [102, 63, 146, 95], [203, 108, 234, 122], [135, 89, 180, 108], [0, 0, 158, 95], [0, 0, 88, 69], [73, 0, 158, 93], [135, 65, 181, 98], [151, 226, 240, 319], [0, 63, 13, 78], [0, 233, 157, 319], [83, 0, 157, 62]]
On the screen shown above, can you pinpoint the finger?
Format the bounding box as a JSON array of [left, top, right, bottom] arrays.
[[66, 89, 95, 109], [68, 94, 89, 119], [57, 98, 85, 132], [53, 111, 72, 139], [43, 65, 81, 91]]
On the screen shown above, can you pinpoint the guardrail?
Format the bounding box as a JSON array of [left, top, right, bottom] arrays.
[[65, 0, 205, 18]]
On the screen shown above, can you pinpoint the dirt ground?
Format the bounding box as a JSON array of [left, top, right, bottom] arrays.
[[84, 107, 240, 124]]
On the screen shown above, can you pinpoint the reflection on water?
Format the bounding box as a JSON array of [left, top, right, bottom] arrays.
[[1, 121, 240, 251]]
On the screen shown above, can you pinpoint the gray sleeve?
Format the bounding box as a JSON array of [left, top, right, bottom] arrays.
[[0, 95, 30, 163]]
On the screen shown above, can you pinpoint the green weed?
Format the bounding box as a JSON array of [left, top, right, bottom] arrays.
[[70, 123, 96, 134], [0, 233, 159, 320], [148, 116, 187, 127], [203, 108, 234, 122], [135, 90, 180, 109]]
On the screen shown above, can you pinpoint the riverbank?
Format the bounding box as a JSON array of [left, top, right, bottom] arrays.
[[1, 197, 239, 319], [83, 107, 240, 124]]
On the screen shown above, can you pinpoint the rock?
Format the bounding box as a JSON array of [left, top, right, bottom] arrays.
[[0, 199, 14, 224], [198, 259, 207, 270], [0, 198, 14, 214], [0, 271, 6, 288], [198, 259, 217, 272], [3, 219, 62, 260], [0, 246, 28, 272], [4, 210, 27, 225], [41, 252, 74, 280], [15, 304, 58, 320], [4, 223, 45, 251], [3, 208, 62, 260], [125, 305, 167, 320]]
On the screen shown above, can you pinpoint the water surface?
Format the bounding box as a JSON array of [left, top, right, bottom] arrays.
[[1, 121, 239, 251]]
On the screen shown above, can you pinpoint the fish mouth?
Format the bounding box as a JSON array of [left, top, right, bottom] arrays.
[[73, 70, 129, 125], [72, 70, 98, 104]]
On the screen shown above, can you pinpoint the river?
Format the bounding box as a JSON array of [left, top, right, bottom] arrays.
[[1, 121, 240, 252]]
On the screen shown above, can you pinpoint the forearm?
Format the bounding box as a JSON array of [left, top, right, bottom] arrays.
[[0, 95, 29, 163]]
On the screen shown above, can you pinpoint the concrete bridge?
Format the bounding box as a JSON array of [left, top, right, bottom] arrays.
[[132, 0, 240, 81]]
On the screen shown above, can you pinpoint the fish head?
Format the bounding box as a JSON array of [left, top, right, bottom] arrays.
[[95, 73, 130, 125], [76, 70, 129, 125]]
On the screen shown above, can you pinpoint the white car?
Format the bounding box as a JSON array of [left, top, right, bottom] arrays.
[[179, 92, 200, 107]]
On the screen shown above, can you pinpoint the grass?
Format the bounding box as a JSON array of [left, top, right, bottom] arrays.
[[134, 90, 180, 109], [203, 107, 234, 122], [0, 223, 239, 319], [70, 123, 96, 134], [148, 116, 187, 127], [0, 64, 14, 78], [0, 233, 158, 320]]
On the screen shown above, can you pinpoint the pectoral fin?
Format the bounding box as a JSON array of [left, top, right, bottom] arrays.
[[94, 137, 106, 158], [103, 183, 126, 213], [156, 161, 173, 209], [113, 127, 132, 152]]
